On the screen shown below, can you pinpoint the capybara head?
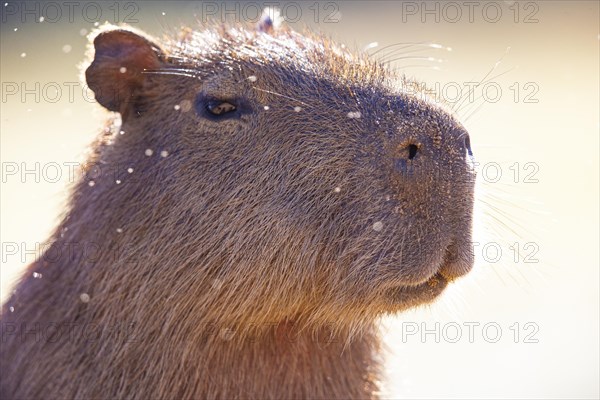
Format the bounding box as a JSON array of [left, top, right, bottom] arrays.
[[82, 18, 475, 333]]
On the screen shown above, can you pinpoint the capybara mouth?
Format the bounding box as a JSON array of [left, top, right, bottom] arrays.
[[383, 238, 473, 306], [385, 272, 448, 304]]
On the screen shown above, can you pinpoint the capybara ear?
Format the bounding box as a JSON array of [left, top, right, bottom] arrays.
[[85, 28, 163, 119]]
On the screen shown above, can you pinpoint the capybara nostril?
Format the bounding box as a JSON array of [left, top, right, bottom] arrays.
[[407, 143, 419, 160], [397, 142, 420, 161], [393, 142, 422, 176]]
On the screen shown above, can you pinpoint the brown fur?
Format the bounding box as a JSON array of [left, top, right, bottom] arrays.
[[0, 19, 475, 399]]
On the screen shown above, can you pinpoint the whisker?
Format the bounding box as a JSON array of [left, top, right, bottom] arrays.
[[369, 41, 446, 57], [379, 46, 450, 64], [452, 47, 511, 112], [146, 67, 199, 74], [379, 46, 436, 60], [458, 92, 490, 121], [142, 70, 197, 79], [384, 55, 445, 65], [389, 64, 439, 71], [464, 100, 487, 122], [455, 67, 516, 117], [251, 86, 309, 107], [160, 67, 199, 73]]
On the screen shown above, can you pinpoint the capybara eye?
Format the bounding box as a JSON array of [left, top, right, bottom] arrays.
[[207, 101, 237, 116], [195, 94, 246, 121]]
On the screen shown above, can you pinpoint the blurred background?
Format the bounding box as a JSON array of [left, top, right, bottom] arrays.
[[1, 1, 598, 398]]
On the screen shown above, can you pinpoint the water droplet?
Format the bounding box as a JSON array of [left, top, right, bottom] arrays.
[[293, 106, 302, 112], [9, 306, 14, 312], [160, 150, 169, 158], [115, 179, 121, 184], [173, 104, 180, 110], [179, 99, 192, 112], [13, 28, 17, 31], [161, 11, 166, 16], [347, 111, 361, 119], [94, 22, 99, 27], [127, 167, 134, 173], [248, 75, 257, 82], [88, 180, 95, 187], [372, 221, 384, 232], [33, 272, 42, 278], [145, 149, 153, 156], [119, 67, 127, 73], [80, 293, 90, 303], [20, 52, 26, 58], [38, 16, 44, 22], [263, 105, 270, 110], [62, 44, 72, 53], [116, 228, 123, 233], [334, 187, 341, 193]]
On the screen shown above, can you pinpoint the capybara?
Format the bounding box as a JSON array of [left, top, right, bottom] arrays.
[[0, 13, 475, 399]]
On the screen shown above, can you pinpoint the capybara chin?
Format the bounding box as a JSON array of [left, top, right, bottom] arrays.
[[0, 14, 475, 400]]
